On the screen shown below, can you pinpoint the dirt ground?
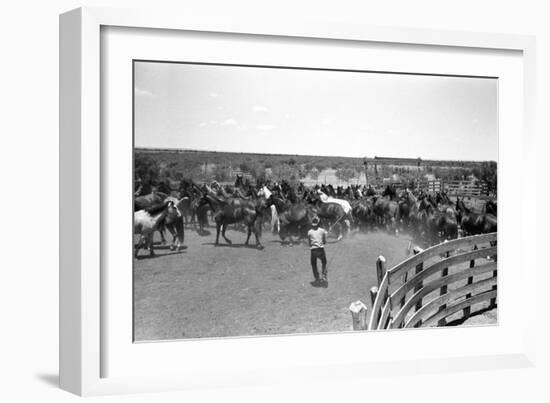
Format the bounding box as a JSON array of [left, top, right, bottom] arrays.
[[134, 226, 414, 341]]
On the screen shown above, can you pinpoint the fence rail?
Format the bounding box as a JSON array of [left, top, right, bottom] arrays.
[[350, 233, 497, 331], [378, 180, 490, 196], [417, 180, 489, 196]]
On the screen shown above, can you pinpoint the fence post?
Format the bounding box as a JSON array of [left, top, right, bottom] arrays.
[[376, 255, 389, 305], [400, 271, 408, 309], [463, 244, 477, 318], [370, 286, 379, 307], [437, 242, 450, 327], [349, 301, 368, 331], [376, 256, 386, 288], [489, 239, 497, 308], [412, 246, 424, 327]]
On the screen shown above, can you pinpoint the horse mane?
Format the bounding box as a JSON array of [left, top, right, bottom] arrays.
[[152, 191, 168, 200], [145, 201, 169, 215], [206, 193, 226, 205]]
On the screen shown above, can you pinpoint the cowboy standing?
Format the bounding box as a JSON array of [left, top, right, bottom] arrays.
[[307, 216, 329, 286]]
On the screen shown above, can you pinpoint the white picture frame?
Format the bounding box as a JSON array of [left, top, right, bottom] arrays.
[[59, 7, 537, 396]]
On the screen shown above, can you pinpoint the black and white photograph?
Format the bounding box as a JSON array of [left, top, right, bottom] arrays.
[[5, 0, 548, 400], [132, 60, 498, 341]]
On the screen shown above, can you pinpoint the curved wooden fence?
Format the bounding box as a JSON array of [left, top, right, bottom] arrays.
[[350, 233, 497, 331]]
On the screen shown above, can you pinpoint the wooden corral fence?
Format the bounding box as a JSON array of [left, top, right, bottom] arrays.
[[382, 179, 488, 196], [416, 180, 442, 193], [415, 180, 488, 196], [349, 233, 497, 331], [443, 180, 488, 197]]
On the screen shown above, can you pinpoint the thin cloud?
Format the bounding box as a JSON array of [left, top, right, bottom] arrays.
[[198, 122, 208, 127], [209, 92, 219, 98]]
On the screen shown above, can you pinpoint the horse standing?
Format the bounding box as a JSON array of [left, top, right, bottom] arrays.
[[351, 198, 375, 232], [304, 191, 349, 240], [268, 194, 313, 244], [456, 198, 497, 235], [372, 186, 400, 232], [134, 190, 168, 211], [397, 189, 418, 230], [157, 196, 185, 251], [134, 201, 173, 257], [204, 194, 268, 249]]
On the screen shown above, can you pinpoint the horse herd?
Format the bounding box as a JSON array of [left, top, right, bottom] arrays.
[[133, 176, 497, 257]]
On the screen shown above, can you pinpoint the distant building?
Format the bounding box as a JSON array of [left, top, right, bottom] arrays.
[[424, 173, 436, 181]]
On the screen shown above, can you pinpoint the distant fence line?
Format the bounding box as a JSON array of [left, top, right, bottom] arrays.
[[154, 177, 490, 198], [385, 180, 489, 196], [349, 233, 497, 331]]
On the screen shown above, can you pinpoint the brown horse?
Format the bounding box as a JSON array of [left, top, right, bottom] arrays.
[[373, 192, 400, 232], [351, 198, 375, 231], [397, 189, 418, 230], [268, 194, 313, 243], [412, 196, 457, 245], [304, 191, 349, 240], [456, 198, 497, 235], [134, 191, 168, 211], [204, 194, 268, 249]]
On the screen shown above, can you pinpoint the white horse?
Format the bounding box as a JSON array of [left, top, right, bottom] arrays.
[[134, 200, 175, 257], [158, 196, 186, 251], [257, 186, 279, 234]]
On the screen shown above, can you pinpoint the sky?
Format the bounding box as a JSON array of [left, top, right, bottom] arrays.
[[134, 61, 498, 161]]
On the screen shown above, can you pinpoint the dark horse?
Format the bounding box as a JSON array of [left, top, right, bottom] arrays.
[[351, 198, 375, 231], [268, 193, 313, 244], [456, 198, 497, 235], [304, 190, 348, 240], [134, 190, 168, 211], [372, 185, 400, 232], [414, 196, 457, 245], [397, 189, 418, 230], [204, 194, 267, 249]]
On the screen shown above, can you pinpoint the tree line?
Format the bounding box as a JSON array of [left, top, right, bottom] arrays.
[[135, 150, 497, 191]]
